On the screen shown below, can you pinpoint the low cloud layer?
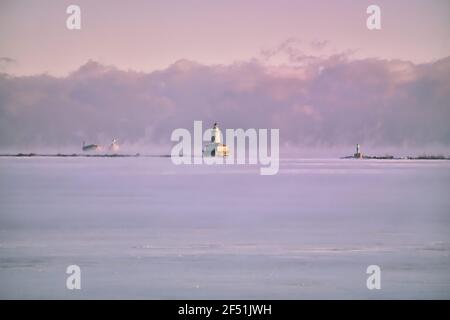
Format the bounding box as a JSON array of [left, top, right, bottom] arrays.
[[0, 54, 449, 155]]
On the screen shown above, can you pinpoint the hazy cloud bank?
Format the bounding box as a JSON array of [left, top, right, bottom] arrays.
[[0, 54, 449, 155]]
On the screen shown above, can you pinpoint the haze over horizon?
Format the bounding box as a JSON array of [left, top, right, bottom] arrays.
[[1, 55, 450, 156]]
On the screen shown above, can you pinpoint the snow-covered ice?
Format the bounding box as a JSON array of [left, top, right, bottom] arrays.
[[0, 157, 449, 299]]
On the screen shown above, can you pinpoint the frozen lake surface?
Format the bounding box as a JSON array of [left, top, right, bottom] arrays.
[[0, 157, 449, 299]]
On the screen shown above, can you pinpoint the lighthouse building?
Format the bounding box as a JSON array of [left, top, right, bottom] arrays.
[[203, 122, 230, 157]]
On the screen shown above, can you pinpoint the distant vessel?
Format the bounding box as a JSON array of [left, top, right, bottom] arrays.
[[203, 122, 229, 157], [82, 139, 119, 153], [82, 141, 101, 152], [109, 139, 119, 153]]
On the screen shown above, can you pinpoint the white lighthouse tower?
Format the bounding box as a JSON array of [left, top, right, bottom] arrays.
[[203, 122, 230, 157], [354, 143, 363, 159], [211, 123, 221, 144]]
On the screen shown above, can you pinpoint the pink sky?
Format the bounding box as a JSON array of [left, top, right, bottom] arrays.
[[1, 0, 449, 75]]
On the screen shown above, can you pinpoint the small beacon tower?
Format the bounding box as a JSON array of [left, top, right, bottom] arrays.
[[354, 143, 363, 159]]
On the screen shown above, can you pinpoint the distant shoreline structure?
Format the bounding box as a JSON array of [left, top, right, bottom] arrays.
[[0, 153, 170, 158], [341, 155, 450, 160], [0, 153, 449, 160], [341, 144, 450, 160]]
